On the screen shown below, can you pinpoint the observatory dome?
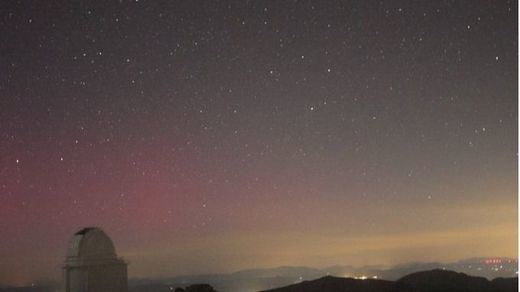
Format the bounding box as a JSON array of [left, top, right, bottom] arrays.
[[63, 227, 127, 292], [66, 227, 117, 261]]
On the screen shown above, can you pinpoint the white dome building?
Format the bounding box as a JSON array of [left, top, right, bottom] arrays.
[[63, 227, 127, 292]]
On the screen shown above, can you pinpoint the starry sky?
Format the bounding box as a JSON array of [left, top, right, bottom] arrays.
[[0, 0, 517, 286]]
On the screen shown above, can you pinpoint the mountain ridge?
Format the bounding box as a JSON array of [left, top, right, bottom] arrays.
[[261, 269, 517, 292]]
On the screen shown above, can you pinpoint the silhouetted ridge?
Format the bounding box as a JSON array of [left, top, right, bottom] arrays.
[[397, 269, 491, 292], [261, 275, 401, 292], [129, 283, 218, 292], [262, 270, 517, 292], [175, 284, 218, 292], [491, 278, 518, 291]]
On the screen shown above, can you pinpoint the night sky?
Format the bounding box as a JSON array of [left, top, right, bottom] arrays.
[[0, 0, 517, 286]]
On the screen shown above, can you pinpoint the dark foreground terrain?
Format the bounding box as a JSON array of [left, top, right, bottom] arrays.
[[125, 258, 517, 292], [0, 269, 516, 292], [262, 269, 517, 292]]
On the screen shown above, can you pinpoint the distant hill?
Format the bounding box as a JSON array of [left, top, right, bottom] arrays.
[[262, 270, 518, 292], [398, 269, 495, 292], [231, 266, 324, 279], [125, 258, 516, 292], [262, 276, 404, 292], [175, 284, 218, 292], [130, 283, 218, 292], [130, 283, 174, 292], [491, 278, 518, 291], [2, 270, 516, 292], [3, 258, 516, 292], [323, 258, 517, 281]]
